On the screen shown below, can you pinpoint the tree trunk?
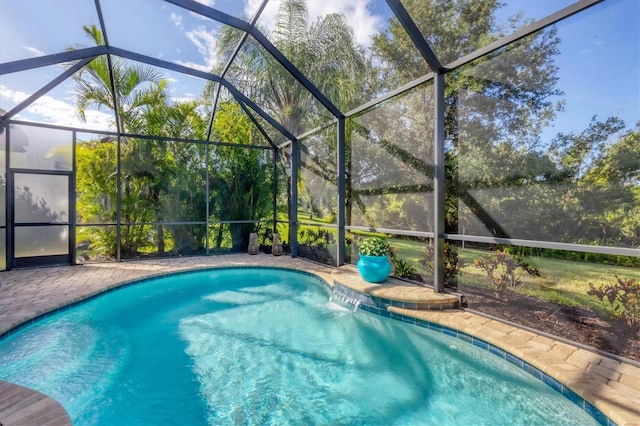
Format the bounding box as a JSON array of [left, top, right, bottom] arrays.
[[157, 225, 164, 254]]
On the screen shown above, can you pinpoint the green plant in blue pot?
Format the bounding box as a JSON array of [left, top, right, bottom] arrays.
[[357, 237, 392, 283]]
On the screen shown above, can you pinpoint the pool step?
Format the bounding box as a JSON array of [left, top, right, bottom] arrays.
[[331, 266, 461, 311]]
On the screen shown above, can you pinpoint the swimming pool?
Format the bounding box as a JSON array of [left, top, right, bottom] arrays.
[[0, 267, 600, 425]]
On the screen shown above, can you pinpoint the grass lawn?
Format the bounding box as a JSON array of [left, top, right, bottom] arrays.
[[388, 238, 639, 315], [277, 214, 638, 317]]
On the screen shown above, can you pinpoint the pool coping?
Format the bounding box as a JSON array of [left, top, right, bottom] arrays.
[[0, 381, 71, 426], [331, 265, 461, 309], [0, 254, 638, 426]]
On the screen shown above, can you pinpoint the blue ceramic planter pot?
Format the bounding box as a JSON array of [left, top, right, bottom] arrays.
[[357, 254, 392, 283]]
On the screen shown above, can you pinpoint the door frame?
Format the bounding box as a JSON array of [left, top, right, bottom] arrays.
[[9, 169, 75, 268]]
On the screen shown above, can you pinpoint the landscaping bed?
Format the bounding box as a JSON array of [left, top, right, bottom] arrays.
[[458, 283, 640, 362]]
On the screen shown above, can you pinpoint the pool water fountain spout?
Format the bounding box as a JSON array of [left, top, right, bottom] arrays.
[[328, 287, 363, 313]]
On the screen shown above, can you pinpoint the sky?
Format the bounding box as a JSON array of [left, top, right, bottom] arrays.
[[0, 0, 638, 145]]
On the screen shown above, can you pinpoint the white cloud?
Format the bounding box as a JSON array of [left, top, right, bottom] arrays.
[[171, 94, 198, 104], [0, 85, 114, 131], [246, 0, 382, 49], [245, 0, 277, 24], [194, 0, 214, 6], [1, 85, 29, 104], [176, 26, 218, 72], [189, 0, 216, 21], [170, 12, 183, 29], [21, 45, 46, 57]]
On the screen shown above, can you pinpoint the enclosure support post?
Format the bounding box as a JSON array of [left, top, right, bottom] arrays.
[[290, 141, 299, 257], [116, 135, 122, 262], [336, 118, 346, 266], [4, 125, 12, 270], [272, 149, 278, 235], [205, 141, 210, 254], [102, 44, 123, 262], [433, 73, 446, 293], [70, 131, 77, 266]]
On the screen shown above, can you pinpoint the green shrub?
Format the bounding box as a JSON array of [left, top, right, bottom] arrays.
[[473, 250, 539, 295], [299, 228, 333, 247], [588, 276, 639, 328], [420, 242, 463, 288], [358, 237, 390, 256], [389, 248, 417, 278]]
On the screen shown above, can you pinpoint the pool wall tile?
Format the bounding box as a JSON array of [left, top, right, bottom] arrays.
[[489, 346, 506, 359], [443, 328, 457, 338], [523, 362, 543, 380], [472, 338, 489, 350], [542, 375, 563, 394], [563, 386, 585, 410], [505, 353, 523, 368], [458, 333, 473, 344], [585, 401, 608, 425], [402, 315, 415, 324]]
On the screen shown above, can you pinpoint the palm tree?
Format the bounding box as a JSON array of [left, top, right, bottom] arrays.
[[216, 0, 368, 136], [133, 100, 208, 254], [209, 102, 272, 251], [70, 25, 169, 256], [207, 0, 371, 248], [71, 24, 167, 133]]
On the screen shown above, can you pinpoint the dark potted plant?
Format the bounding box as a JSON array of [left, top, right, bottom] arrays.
[[357, 236, 392, 283]]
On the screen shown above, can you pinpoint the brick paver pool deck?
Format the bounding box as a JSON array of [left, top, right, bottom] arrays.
[[0, 254, 638, 425]]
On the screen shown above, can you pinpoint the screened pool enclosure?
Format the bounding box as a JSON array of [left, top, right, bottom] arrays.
[[0, 0, 638, 292]]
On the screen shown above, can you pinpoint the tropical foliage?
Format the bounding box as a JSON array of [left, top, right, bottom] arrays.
[[420, 242, 464, 288], [72, 25, 274, 257], [209, 103, 273, 251], [588, 277, 640, 328], [67, 1, 638, 264], [358, 237, 391, 257]]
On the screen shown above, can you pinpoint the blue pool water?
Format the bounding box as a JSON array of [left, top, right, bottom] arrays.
[[0, 268, 599, 425]]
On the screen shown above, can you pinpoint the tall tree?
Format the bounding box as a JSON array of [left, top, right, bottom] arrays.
[[370, 0, 563, 237], [372, 0, 502, 85], [214, 0, 369, 136], [209, 102, 272, 251], [70, 25, 172, 256], [208, 0, 370, 246], [70, 25, 167, 133], [552, 119, 639, 246], [145, 101, 208, 254]]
